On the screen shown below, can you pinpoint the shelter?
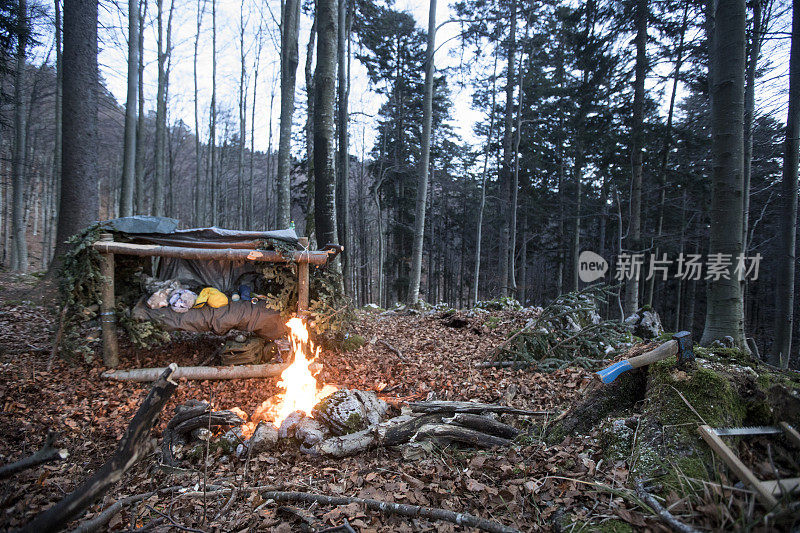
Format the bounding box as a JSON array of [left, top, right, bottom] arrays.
[[92, 216, 342, 366]]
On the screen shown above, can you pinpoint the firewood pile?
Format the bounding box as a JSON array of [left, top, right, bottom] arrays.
[[164, 392, 553, 463]]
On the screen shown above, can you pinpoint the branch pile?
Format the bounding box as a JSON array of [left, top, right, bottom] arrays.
[[486, 285, 629, 371]]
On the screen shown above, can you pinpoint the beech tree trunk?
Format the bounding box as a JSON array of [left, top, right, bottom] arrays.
[[772, 0, 799, 368], [51, 0, 62, 265], [119, 0, 138, 217], [11, 0, 28, 271], [408, 0, 436, 305], [209, 0, 217, 225], [625, 0, 647, 316], [336, 0, 353, 295], [134, 0, 146, 214], [193, 0, 203, 226], [313, 0, 338, 246], [498, 0, 517, 297], [701, 0, 747, 347], [277, 0, 301, 229], [52, 0, 99, 266], [742, 0, 762, 253]]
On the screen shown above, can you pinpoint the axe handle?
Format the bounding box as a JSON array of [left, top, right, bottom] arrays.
[[627, 339, 679, 369]]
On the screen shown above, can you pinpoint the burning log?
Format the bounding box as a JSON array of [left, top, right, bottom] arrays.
[[101, 362, 289, 382], [19, 364, 179, 533], [0, 432, 68, 479]]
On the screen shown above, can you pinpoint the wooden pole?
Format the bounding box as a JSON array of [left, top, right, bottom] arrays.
[[297, 237, 310, 314], [99, 233, 119, 368], [92, 240, 336, 264]]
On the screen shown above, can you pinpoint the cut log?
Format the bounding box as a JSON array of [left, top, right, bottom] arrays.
[[310, 414, 442, 458], [409, 401, 551, 417], [413, 424, 512, 448], [0, 432, 68, 479], [18, 364, 179, 533], [443, 413, 520, 439], [173, 410, 245, 436], [102, 362, 289, 382]]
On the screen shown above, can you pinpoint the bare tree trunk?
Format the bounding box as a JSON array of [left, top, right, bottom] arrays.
[[498, 0, 517, 297], [153, 0, 167, 216], [134, 0, 146, 215], [625, 0, 647, 315], [471, 53, 498, 306], [50, 0, 62, 265], [337, 0, 353, 296], [266, 71, 276, 229], [11, 0, 28, 271], [772, 0, 799, 368], [277, 0, 301, 228], [304, 19, 317, 236], [701, 0, 747, 348], [51, 0, 99, 267], [742, 0, 762, 253], [119, 0, 138, 217], [407, 0, 436, 305], [209, 0, 217, 226], [249, 23, 264, 229], [237, 3, 247, 229], [313, 0, 338, 246], [193, 0, 204, 226]]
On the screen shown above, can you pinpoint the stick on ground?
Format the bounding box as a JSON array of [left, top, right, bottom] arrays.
[[17, 364, 180, 533], [635, 479, 700, 533], [259, 491, 519, 533], [0, 432, 68, 479], [102, 363, 288, 382]]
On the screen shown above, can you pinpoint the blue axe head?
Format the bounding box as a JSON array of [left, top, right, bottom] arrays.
[[595, 360, 633, 384]]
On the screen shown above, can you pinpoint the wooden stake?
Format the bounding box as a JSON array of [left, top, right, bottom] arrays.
[[297, 237, 310, 314], [99, 233, 119, 368]]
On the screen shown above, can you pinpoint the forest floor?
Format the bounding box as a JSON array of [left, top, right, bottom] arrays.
[[0, 271, 794, 532]]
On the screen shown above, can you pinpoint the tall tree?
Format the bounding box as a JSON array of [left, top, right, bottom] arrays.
[[701, 0, 747, 347], [336, 0, 352, 294], [313, 0, 338, 245], [10, 0, 28, 270], [119, 0, 138, 217], [193, 0, 204, 225], [51, 0, 62, 261], [52, 0, 99, 264], [277, 0, 301, 228], [625, 0, 648, 315], [742, 0, 762, 252], [498, 0, 517, 297], [772, 0, 799, 368], [237, 1, 247, 228], [209, 0, 217, 225], [134, 0, 146, 214], [407, 0, 436, 304], [153, 0, 173, 216]]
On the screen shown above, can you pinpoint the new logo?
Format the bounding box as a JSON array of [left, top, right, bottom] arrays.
[[578, 250, 608, 283]]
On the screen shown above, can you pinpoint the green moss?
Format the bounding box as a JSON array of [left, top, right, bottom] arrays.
[[694, 346, 751, 366], [340, 334, 366, 352], [345, 411, 364, 432], [571, 518, 634, 533], [599, 419, 634, 464], [632, 361, 748, 490], [485, 316, 501, 329]]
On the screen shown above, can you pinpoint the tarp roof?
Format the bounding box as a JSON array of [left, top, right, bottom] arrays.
[[99, 216, 299, 250]]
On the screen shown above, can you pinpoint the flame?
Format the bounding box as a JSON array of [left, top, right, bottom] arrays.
[[272, 317, 322, 427]]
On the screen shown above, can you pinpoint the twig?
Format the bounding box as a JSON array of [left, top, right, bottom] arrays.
[[635, 478, 700, 533], [377, 340, 405, 360], [669, 385, 708, 425], [318, 518, 357, 533], [0, 432, 68, 478], [258, 491, 519, 533], [145, 505, 206, 533]]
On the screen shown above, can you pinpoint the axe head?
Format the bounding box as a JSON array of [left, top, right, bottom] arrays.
[[673, 331, 694, 364]]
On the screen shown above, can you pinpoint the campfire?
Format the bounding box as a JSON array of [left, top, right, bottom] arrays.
[[245, 317, 338, 436]]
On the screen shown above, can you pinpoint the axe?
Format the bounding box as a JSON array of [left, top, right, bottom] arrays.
[[596, 331, 694, 384]]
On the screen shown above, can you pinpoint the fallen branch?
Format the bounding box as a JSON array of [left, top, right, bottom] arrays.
[[0, 432, 68, 479], [635, 479, 700, 533], [102, 362, 289, 382], [413, 424, 512, 448], [474, 361, 534, 369], [18, 364, 179, 533], [259, 491, 519, 533], [409, 401, 552, 417], [377, 340, 405, 360], [443, 413, 519, 439], [162, 401, 210, 466]]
